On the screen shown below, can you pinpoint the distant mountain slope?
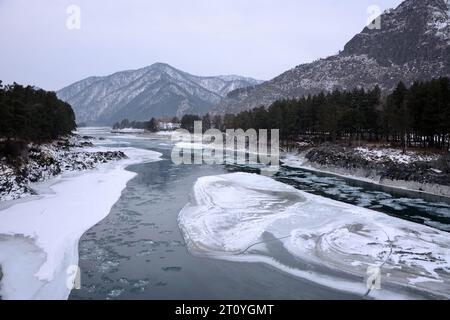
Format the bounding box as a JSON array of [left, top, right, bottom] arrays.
[[214, 0, 450, 114], [57, 63, 263, 125]]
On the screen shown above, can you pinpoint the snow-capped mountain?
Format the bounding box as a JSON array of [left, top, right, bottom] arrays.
[[57, 63, 262, 125], [214, 0, 450, 114]]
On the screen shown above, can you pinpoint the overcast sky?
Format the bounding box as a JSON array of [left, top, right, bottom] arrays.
[[0, 0, 404, 91]]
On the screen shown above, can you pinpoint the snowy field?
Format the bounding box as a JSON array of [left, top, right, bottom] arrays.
[[0, 146, 162, 299], [179, 173, 450, 299]]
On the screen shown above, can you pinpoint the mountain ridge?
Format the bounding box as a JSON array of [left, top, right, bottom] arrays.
[[57, 63, 263, 125], [214, 0, 450, 114]]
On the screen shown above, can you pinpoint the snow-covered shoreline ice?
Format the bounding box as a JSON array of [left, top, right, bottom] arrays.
[[282, 153, 379, 184], [281, 152, 450, 199], [0, 134, 130, 202], [0, 146, 162, 300], [178, 173, 450, 299], [111, 128, 145, 134]]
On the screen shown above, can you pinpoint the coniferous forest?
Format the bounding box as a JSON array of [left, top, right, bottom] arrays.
[[218, 78, 450, 151], [0, 82, 76, 156], [2, 78, 449, 153]]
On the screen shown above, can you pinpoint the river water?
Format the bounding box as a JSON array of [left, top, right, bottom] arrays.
[[69, 128, 450, 300]]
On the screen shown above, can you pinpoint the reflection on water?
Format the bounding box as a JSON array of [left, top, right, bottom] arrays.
[[70, 129, 450, 299]]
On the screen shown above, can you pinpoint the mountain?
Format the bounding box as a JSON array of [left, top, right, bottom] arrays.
[[57, 63, 263, 125], [214, 0, 450, 114]]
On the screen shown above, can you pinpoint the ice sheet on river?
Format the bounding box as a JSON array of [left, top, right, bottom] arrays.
[[0, 147, 162, 299], [179, 173, 450, 299]]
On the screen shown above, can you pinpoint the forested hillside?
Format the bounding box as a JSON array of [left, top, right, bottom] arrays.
[[222, 78, 450, 150], [0, 82, 76, 156]]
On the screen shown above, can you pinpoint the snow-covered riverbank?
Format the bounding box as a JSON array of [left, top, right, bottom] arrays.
[[0, 135, 128, 202], [0, 146, 162, 299], [179, 173, 450, 299], [282, 146, 450, 198]]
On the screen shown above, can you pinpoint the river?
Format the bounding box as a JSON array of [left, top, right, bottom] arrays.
[[66, 128, 450, 300]]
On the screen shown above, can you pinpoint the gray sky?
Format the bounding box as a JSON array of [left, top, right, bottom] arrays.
[[0, 0, 403, 91]]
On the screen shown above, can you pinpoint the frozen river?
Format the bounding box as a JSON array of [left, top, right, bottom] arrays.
[[66, 128, 449, 300]]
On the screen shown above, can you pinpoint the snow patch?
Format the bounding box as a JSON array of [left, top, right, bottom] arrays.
[[0, 147, 162, 299], [111, 128, 145, 134], [0, 136, 128, 202], [355, 147, 438, 164], [179, 173, 450, 299]]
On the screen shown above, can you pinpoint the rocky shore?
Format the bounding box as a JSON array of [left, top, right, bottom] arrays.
[[0, 135, 127, 202], [285, 143, 450, 197]]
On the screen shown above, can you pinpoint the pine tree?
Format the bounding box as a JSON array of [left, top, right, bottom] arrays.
[[212, 115, 223, 131], [202, 113, 212, 132], [180, 114, 201, 132], [146, 118, 159, 132]]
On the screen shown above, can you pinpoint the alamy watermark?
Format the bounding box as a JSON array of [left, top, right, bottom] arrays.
[[170, 121, 280, 174], [66, 5, 81, 30], [366, 266, 382, 290], [62, 5, 382, 32], [66, 265, 81, 290], [367, 5, 382, 30]]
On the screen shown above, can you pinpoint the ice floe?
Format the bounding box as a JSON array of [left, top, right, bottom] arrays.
[[0, 147, 162, 299], [179, 173, 450, 299]]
